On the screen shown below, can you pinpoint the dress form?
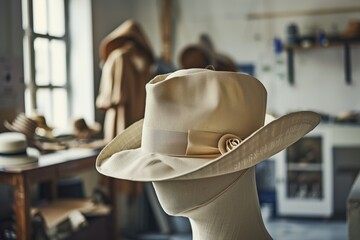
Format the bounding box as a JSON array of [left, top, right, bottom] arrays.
[[152, 167, 272, 240]]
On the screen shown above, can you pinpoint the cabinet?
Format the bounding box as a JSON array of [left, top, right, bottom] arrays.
[[276, 124, 360, 217], [286, 136, 323, 200]]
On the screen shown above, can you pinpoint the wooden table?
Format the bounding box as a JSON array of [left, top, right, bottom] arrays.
[[0, 148, 118, 240]]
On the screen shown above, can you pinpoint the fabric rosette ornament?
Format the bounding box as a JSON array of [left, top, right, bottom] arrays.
[[218, 134, 242, 154]]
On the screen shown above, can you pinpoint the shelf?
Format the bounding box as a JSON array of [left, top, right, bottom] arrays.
[[286, 197, 323, 201], [288, 163, 322, 171], [284, 40, 360, 51], [284, 38, 360, 85]]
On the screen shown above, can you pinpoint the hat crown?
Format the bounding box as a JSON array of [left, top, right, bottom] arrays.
[[141, 69, 267, 155], [0, 132, 27, 154], [96, 68, 320, 181]]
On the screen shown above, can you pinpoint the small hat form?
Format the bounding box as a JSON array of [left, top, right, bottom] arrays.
[[179, 34, 237, 72], [73, 118, 101, 140], [31, 114, 54, 131], [30, 114, 55, 139]]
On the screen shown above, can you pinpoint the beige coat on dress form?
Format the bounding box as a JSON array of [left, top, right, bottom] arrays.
[[96, 45, 153, 142], [96, 20, 154, 198], [96, 20, 154, 143]]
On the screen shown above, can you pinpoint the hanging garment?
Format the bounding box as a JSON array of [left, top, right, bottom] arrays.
[[96, 20, 155, 202], [96, 20, 154, 142]]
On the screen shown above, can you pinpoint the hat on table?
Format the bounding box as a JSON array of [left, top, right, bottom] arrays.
[[30, 114, 55, 139], [0, 132, 38, 166], [4, 113, 37, 138], [73, 118, 101, 140], [96, 68, 321, 181]]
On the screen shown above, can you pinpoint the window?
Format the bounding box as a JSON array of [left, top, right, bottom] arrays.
[[22, 0, 70, 130]]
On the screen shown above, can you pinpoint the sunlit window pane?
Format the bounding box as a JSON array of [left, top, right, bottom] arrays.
[[52, 89, 68, 130], [50, 40, 66, 86], [33, 0, 47, 34], [36, 89, 52, 121], [24, 0, 70, 131], [48, 0, 65, 36], [34, 38, 50, 85]]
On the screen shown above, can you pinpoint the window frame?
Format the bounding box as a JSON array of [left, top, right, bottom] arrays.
[[22, 0, 71, 128]]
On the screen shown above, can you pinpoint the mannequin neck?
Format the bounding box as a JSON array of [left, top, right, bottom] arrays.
[[184, 168, 272, 240]]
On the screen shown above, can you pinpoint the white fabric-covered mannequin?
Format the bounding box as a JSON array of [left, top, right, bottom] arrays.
[[153, 167, 271, 240], [96, 69, 321, 239]]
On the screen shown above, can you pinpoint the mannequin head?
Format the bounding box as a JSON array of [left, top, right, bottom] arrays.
[[152, 167, 272, 240], [152, 170, 244, 216]]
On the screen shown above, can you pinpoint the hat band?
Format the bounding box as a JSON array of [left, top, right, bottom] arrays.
[[141, 126, 242, 158], [0, 150, 27, 156]]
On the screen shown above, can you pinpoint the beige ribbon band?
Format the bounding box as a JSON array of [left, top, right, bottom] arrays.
[[141, 126, 242, 158], [141, 127, 189, 156]]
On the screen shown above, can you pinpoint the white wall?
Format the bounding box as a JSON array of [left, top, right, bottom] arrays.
[[69, 0, 95, 122], [170, 0, 360, 116], [0, 0, 23, 58], [2, 0, 359, 121], [0, 0, 25, 131], [91, 0, 360, 118]]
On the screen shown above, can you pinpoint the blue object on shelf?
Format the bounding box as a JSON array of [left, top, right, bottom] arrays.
[[273, 37, 283, 55]]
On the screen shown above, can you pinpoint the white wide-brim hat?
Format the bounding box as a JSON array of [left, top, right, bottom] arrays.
[[96, 69, 321, 181], [0, 132, 38, 166]]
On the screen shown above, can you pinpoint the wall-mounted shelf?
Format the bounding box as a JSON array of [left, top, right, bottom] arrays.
[[247, 6, 360, 20], [284, 38, 360, 85]]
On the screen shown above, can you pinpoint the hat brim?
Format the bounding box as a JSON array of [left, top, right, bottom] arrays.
[[96, 111, 321, 181], [0, 149, 38, 167]]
